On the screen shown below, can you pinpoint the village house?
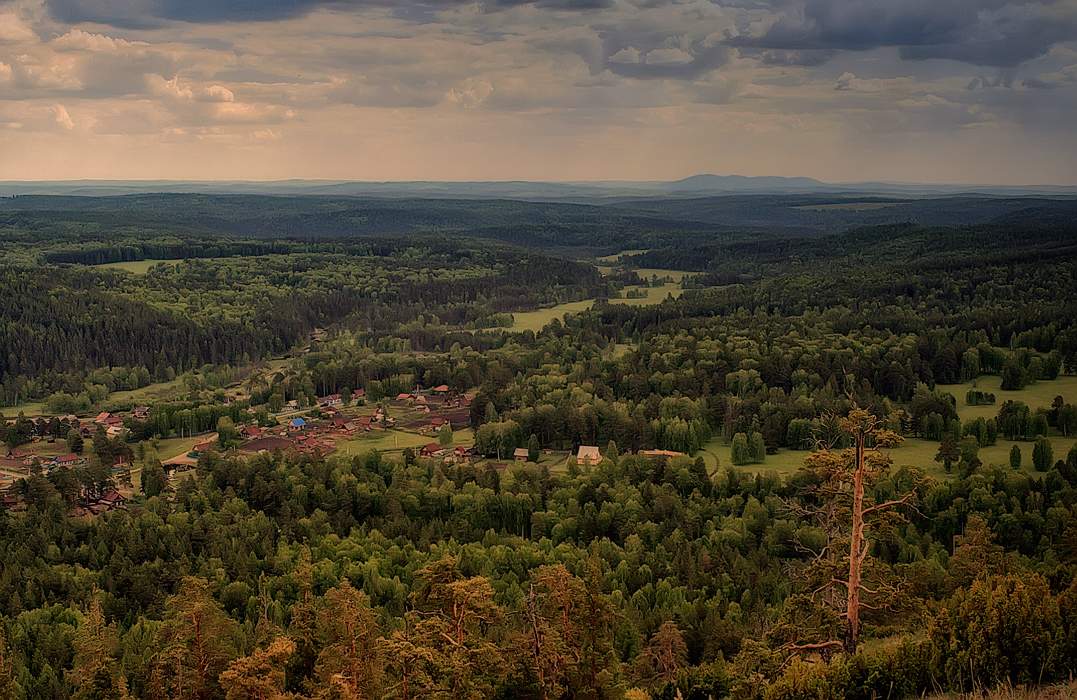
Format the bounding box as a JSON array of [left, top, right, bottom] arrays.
[[445, 445, 474, 464], [352, 388, 366, 400], [318, 393, 343, 408], [93, 411, 112, 425], [289, 417, 307, 431], [132, 406, 151, 420], [432, 384, 450, 394], [513, 447, 530, 461], [576, 445, 602, 466], [53, 453, 85, 469], [241, 425, 263, 439], [420, 442, 447, 458]]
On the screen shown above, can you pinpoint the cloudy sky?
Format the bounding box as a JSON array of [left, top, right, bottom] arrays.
[[1, 0, 1076, 183]]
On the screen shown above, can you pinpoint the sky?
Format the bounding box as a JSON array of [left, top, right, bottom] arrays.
[[1, 0, 1076, 184]]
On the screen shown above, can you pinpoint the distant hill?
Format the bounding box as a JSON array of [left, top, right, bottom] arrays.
[[1, 176, 1074, 200]]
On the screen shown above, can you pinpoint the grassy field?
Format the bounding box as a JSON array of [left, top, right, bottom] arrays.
[[509, 267, 696, 331], [941, 374, 1077, 422], [95, 259, 179, 274], [509, 299, 597, 332], [144, 434, 212, 461], [596, 249, 648, 264], [336, 428, 474, 456], [702, 432, 1075, 481], [1, 400, 46, 417], [108, 376, 189, 406]]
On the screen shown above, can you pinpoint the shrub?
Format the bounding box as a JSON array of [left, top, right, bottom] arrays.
[[928, 573, 1064, 690]]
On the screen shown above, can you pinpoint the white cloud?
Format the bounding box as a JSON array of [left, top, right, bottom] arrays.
[[52, 103, 74, 129], [608, 47, 641, 64], [645, 47, 694, 66], [446, 78, 494, 109]]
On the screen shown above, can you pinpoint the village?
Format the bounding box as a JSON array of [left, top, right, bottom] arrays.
[[2, 381, 669, 517]]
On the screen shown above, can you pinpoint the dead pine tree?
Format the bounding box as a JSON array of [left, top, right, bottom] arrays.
[[781, 407, 921, 656]]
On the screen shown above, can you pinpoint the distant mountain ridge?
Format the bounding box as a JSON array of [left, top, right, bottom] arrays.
[[1, 175, 1074, 199]]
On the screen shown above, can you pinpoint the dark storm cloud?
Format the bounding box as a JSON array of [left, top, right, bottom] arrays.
[[728, 0, 1077, 67], [44, 0, 612, 27]]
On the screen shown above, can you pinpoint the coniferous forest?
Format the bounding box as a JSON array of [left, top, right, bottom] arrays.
[[1, 193, 1076, 699]]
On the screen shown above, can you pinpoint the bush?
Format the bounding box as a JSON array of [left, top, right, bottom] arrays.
[[929, 573, 1065, 690]]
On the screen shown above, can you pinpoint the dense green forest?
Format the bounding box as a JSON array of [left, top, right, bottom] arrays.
[[1, 194, 1076, 699]]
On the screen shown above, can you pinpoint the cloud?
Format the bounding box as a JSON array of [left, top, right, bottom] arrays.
[[43, 0, 613, 27], [0, 9, 37, 42], [445, 77, 494, 108], [728, 0, 1077, 68], [52, 103, 74, 129], [608, 46, 641, 64]]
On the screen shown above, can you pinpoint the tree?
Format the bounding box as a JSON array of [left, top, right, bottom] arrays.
[[142, 460, 167, 497], [313, 581, 384, 698], [67, 430, 85, 455], [730, 433, 750, 466], [929, 574, 1063, 689], [218, 637, 295, 700], [1032, 437, 1053, 471], [1009, 444, 1022, 470], [153, 577, 241, 700], [437, 424, 453, 447], [217, 417, 240, 450], [935, 437, 960, 473], [403, 556, 507, 699], [1000, 358, 1027, 390], [518, 564, 585, 700], [634, 621, 688, 691], [606, 440, 619, 465], [69, 597, 127, 700], [790, 408, 916, 654], [948, 515, 1005, 590], [527, 433, 540, 463], [748, 432, 766, 463], [0, 623, 17, 699]]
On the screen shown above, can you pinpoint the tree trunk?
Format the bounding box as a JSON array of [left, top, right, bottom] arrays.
[[845, 433, 864, 654]]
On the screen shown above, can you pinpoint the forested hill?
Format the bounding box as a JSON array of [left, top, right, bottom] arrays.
[[3, 193, 1077, 253]]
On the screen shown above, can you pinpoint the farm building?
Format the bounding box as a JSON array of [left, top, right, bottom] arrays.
[[318, 394, 343, 407], [420, 443, 447, 458], [576, 445, 601, 466], [513, 447, 529, 461]]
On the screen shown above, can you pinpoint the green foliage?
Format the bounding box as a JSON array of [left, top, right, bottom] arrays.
[[1033, 436, 1054, 471], [929, 574, 1065, 690]]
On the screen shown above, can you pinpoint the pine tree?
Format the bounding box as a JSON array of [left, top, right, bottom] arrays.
[[313, 581, 384, 698], [154, 577, 241, 700], [1009, 444, 1022, 470], [69, 598, 127, 700], [634, 621, 687, 691], [792, 408, 917, 655], [527, 434, 540, 462], [218, 636, 295, 700]]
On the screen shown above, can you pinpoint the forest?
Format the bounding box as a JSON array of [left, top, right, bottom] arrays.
[[0, 193, 1075, 699]]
